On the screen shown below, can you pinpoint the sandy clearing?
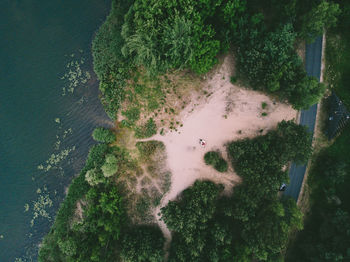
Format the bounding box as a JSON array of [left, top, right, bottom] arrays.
[[142, 54, 297, 241]]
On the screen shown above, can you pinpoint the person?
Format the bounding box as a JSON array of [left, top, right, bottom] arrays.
[[199, 139, 206, 147]]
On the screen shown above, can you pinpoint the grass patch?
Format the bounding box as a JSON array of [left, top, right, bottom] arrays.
[[122, 107, 140, 123], [136, 140, 164, 162]]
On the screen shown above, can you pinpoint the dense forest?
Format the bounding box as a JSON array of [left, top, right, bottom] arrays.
[[37, 0, 348, 261], [92, 0, 339, 118]]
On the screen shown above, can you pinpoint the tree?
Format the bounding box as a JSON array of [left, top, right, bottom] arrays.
[[300, 0, 341, 42], [288, 77, 327, 109], [57, 238, 77, 257], [101, 154, 118, 177], [85, 168, 105, 186], [92, 127, 116, 143], [162, 181, 224, 261], [120, 0, 223, 74], [120, 225, 165, 262]]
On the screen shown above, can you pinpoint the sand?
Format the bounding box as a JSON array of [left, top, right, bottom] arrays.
[[143, 54, 297, 240]]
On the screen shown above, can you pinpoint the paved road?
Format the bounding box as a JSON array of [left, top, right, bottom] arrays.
[[284, 36, 323, 200]]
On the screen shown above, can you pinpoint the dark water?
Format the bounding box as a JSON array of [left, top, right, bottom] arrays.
[[0, 1, 111, 261]]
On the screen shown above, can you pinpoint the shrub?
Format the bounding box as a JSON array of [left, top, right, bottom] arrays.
[[122, 107, 140, 123], [230, 76, 237, 84], [92, 127, 116, 143], [135, 118, 157, 138], [214, 158, 228, 172], [204, 151, 228, 172], [136, 141, 164, 161]]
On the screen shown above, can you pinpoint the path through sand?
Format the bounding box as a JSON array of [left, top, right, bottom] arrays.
[[147, 55, 297, 241]]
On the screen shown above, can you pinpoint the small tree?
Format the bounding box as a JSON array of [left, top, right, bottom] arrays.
[[92, 127, 116, 143], [85, 168, 105, 186], [101, 154, 118, 177]]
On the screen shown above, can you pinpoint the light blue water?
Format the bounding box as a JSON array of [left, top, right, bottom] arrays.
[[0, 1, 111, 261]]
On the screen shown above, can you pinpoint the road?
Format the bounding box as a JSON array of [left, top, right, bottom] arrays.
[[283, 36, 323, 200]]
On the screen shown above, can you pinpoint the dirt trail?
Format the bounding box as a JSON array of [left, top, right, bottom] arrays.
[[145, 54, 297, 241]]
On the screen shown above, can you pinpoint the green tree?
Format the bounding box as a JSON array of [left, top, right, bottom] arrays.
[[85, 168, 105, 186], [120, 225, 165, 262], [92, 127, 116, 143], [300, 0, 341, 42], [101, 154, 118, 177], [57, 238, 77, 257]]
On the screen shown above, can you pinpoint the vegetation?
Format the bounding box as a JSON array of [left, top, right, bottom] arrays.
[[286, 1, 350, 260], [134, 118, 157, 138], [92, 127, 116, 143], [39, 0, 347, 260], [120, 225, 165, 262], [159, 121, 311, 261], [38, 140, 135, 262], [204, 151, 228, 172], [235, 21, 326, 109], [298, 0, 341, 42]]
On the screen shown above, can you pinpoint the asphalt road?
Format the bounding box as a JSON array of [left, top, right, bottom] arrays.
[[283, 36, 323, 200]]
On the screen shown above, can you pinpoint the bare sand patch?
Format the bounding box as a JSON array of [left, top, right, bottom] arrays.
[[145, 54, 297, 240]]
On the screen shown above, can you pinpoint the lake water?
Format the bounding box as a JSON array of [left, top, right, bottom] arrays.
[[0, 1, 112, 261]]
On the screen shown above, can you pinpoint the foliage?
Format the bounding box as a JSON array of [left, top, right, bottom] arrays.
[[120, 225, 165, 262], [101, 154, 118, 177], [136, 140, 164, 161], [92, 127, 116, 143], [161, 180, 225, 261], [224, 121, 310, 260], [228, 121, 311, 194], [134, 118, 157, 138], [38, 143, 131, 262], [286, 152, 350, 261], [286, 4, 350, 258], [119, 0, 244, 74], [85, 168, 105, 186], [122, 107, 140, 123], [299, 0, 341, 42], [235, 22, 326, 109], [92, 0, 133, 118], [204, 151, 228, 172]]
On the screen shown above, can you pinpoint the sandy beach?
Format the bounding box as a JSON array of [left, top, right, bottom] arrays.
[[142, 55, 297, 240]]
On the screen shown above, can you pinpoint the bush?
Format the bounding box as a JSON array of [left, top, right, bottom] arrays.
[[122, 107, 140, 123], [136, 141, 164, 161], [204, 151, 228, 172], [92, 127, 116, 143], [135, 118, 157, 138]]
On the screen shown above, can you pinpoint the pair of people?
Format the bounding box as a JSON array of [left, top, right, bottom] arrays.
[[199, 138, 206, 147]]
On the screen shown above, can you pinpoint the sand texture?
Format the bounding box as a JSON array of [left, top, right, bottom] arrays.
[[142, 54, 297, 240]]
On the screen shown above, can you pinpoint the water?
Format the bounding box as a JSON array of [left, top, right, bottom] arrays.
[[0, 1, 112, 261]]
